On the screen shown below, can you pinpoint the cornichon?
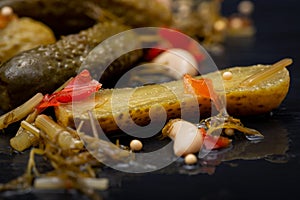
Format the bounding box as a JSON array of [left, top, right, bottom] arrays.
[[55, 61, 290, 133], [0, 21, 143, 111]]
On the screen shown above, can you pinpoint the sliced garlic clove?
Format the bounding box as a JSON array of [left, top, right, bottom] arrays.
[[169, 120, 203, 156]]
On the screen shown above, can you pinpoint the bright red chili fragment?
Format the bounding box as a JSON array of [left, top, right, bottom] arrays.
[[37, 70, 102, 110]]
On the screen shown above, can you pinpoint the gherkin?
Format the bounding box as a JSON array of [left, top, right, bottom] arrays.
[[0, 21, 143, 111], [55, 64, 290, 133]]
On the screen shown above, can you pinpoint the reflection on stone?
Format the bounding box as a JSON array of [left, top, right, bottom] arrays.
[[184, 119, 289, 175], [158, 119, 289, 176]]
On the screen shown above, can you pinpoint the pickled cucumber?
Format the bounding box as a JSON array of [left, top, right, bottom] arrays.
[[55, 63, 290, 133], [0, 22, 142, 111], [1, 0, 172, 36], [0, 17, 56, 64]]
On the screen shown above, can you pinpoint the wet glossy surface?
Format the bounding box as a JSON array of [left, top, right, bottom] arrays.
[[1, 0, 300, 199]]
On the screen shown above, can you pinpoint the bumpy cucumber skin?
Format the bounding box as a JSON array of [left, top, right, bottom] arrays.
[[0, 22, 142, 111]]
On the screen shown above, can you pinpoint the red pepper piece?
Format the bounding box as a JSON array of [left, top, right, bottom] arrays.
[[145, 28, 204, 62], [37, 70, 102, 109], [183, 74, 222, 111], [203, 135, 232, 150], [183, 74, 215, 99], [199, 128, 231, 150]]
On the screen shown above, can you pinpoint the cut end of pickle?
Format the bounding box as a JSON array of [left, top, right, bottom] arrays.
[[212, 60, 290, 116], [239, 58, 292, 87]]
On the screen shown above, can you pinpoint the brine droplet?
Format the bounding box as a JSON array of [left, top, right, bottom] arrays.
[[245, 134, 264, 141]]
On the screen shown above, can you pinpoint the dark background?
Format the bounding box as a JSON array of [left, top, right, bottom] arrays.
[[1, 0, 300, 199], [109, 1, 300, 199]]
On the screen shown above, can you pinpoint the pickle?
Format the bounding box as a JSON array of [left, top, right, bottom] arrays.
[[55, 62, 290, 133], [95, 0, 172, 27], [0, 17, 56, 64], [1, 0, 172, 36], [0, 22, 142, 111]]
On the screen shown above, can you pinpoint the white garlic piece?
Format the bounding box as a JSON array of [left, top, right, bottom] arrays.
[[169, 120, 203, 156], [153, 48, 198, 79]]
